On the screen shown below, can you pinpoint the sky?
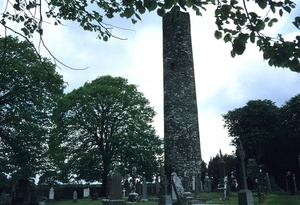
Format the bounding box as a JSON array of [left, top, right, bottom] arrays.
[[1, 2, 300, 163]]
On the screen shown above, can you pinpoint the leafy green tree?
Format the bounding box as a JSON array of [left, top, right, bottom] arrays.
[[276, 94, 300, 187], [51, 75, 163, 196], [222, 100, 280, 164], [207, 152, 236, 190], [0, 36, 65, 200], [1, 0, 299, 71], [222, 97, 300, 189]]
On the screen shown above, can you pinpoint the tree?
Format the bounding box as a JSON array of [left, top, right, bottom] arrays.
[[277, 94, 300, 187], [51, 75, 163, 196], [207, 152, 236, 190], [222, 96, 300, 189], [222, 100, 280, 164], [0, 36, 65, 200], [1, 0, 299, 71]]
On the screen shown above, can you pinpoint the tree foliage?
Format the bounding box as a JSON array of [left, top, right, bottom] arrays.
[[0, 36, 65, 183], [222, 96, 300, 189], [222, 100, 280, 164], [51, 75, 163, 196], [1, 0, 299, 71]]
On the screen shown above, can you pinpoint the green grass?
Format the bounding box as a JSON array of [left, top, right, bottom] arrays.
[[47, 191, 300, 205]]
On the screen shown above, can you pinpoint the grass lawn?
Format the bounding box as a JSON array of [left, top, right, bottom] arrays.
[[47, 191, 300, 205]]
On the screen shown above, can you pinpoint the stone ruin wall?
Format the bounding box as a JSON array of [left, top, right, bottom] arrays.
[[163, 11, 202, 180]]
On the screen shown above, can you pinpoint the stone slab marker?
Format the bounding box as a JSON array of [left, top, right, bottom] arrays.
[[237, 139, 254, 205], [163, 11, 202, 181]]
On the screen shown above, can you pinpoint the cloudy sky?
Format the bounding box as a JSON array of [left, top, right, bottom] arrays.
[[2, 3, 300, 163]]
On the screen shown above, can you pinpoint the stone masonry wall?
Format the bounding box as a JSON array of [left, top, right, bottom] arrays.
[[163, 11, 202, 181]]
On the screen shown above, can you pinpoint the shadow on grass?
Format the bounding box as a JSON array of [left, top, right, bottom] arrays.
[[47, 191, 300, 205]]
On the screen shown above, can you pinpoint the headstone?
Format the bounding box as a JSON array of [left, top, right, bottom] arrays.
[[171, 184, 177, 200], [266, 173, 272, 193], [171, 172, 187, 205], [124, 180, 130, 196], [217, 152, 226, 188], [204, 173, 211, 192], [194, 176, 200, 198], [236, 140, 254, 205], [0, 191, 5, 203], [128, 167, 139, 202], [158, 169, 172, 205], [163, 10, 202, 182], [102, 167, 125, 205], [155, 177, 160, 195], [39, 202, 46, 205], [83, 188, 90, 198], [183, 172, 190, 192], [49, 187, 54, 201], [199, 180, 203, 192], [122, 188, 126, 198], [141, 176, 148, 202], [73, 191, 77, 203]]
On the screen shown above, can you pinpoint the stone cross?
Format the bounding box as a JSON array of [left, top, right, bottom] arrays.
[[237, 139, 254, 205], [237, 140, 247, 190]]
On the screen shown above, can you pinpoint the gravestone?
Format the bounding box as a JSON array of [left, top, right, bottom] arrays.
[[194, 176, 200, 198], [122, 188, 125, 198], [183, 172, 191, 192], [73, 191, 77, 203], [0, 191, 5, 203], [141, 176, 148, 202], [266, 173, 272, 193], [102, 167, 125, 205], [83, 188, 90, 198], [158, 170, 172, 205], [124, 179, 130, 196], [155, 177, 160, 195], [217, 153, 226, 188], [204, 173, 211, 192], [39, 202, 46, 205], [128, 167, 139, 202], [171, 172, 187, 205], [237, 140, 254, 205], [163, 10, 202, 182], [49, 187, 54, 201]]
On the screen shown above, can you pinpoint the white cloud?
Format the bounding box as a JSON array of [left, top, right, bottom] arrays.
[[1, 3, 300, 163]]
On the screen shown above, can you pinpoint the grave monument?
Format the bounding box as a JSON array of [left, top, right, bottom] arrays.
[[102, 167, 125, 205], [163, 10, 202, 189], [236, 139, 254, 205]]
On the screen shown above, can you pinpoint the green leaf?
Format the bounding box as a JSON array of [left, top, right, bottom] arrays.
[[157, 8, 165, 17], [250, 32, 255, 43], [186, 0, 193, 7], [123, 7, 134, 18], [279, 9, 283, 17], [232, 39, 246, 55], [223, 33, 231, 43], [173, 6, 181, 20], [164, 0, 174, 9], [144, 0, 157, 11], [256, 19, 265, 31], [255, 0, 267, 9], [231, 50, 236, 58], [214, 30, 222, 40]]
